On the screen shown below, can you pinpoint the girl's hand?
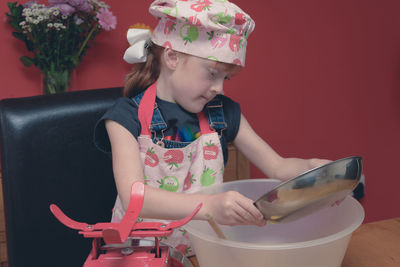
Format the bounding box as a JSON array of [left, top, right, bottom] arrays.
[[202, 191, 266, 227]]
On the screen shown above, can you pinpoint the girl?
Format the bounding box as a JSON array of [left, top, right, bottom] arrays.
[[94, 0, 329, 255]]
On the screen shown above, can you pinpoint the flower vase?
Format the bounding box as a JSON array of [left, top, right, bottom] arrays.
[[41, 69, 73, 94]]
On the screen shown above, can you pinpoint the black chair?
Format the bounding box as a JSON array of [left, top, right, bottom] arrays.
[[0, 88, 122, 267]]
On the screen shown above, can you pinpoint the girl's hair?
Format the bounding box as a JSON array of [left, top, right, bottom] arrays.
[[123, 43, 164, 97]]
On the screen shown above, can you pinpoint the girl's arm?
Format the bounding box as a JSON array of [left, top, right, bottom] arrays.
[[233, 114, 330, 181], [105, 119, 265, 226]]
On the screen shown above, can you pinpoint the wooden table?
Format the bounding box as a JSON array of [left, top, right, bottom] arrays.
[[341, 217, 400, 267], [189, 217, 400, 267]]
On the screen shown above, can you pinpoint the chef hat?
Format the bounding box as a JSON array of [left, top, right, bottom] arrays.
[[124, 0, 255, 66]]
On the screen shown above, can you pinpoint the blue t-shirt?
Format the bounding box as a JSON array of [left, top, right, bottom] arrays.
[[94, 94, 241, 165]]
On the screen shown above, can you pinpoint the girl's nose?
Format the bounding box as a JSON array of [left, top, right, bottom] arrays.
[[211, 81, 224, 95]]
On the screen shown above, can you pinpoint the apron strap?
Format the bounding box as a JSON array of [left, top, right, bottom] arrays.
[[206, 96, 227, 133], [197, 112, 214, 134], [137, 82, 157, 136]]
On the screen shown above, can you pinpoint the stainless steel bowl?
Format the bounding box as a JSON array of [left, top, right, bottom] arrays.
[[254, 156, 362, 223]]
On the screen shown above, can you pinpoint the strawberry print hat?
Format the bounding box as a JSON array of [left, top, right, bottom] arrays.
[[149, 0, 255, 66]]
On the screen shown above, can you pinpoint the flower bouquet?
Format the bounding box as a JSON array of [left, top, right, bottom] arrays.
[[6, 0, 117, 94]]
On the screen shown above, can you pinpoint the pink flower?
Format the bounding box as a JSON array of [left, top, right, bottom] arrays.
[[68, 0, 92, 12], [96, 8, 116, 31], [77, 1, 91, 12], [23, 1, 38, 8]]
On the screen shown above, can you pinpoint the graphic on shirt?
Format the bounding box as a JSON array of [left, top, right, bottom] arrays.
[[203, 140, 218, 160], [163, 149, 184, 169], [201, 167, 216, 186], [177, 123, 200, 142], [145, 147, 159, 167], [183, 172, 195, 191], [159, 176, 180, 192]]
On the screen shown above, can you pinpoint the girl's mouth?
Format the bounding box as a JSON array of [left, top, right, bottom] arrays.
[[200, 96, 210, 102]]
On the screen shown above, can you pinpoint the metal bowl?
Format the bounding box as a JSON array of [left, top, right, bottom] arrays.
[[254, 156, 363, 223]]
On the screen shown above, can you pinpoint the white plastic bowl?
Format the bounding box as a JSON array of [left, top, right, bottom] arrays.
[[185, 179, 364, 267]]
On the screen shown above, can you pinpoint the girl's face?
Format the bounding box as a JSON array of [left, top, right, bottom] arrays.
[[168, 55, 234, 113]]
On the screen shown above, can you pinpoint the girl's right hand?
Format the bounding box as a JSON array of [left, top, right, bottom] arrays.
[[202, 191, 266, 227]]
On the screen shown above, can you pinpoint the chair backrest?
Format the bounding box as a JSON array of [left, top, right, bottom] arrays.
[[0, 88, 121, 267]]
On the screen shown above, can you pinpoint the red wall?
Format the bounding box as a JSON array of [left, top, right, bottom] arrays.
[[1, 1, 400, 223]]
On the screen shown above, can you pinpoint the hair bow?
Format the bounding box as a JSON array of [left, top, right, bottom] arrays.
[[123, 28, 152, 64]]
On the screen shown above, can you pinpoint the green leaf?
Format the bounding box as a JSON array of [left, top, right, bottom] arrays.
[[20, 56, 34, 67], [8, 2, 17, 10], [25, 40, 34, 52], [8, 20, 21, 32], [71, 57, 78, 67], [9, 2, 22, 17], [12, 31, 25, 41]]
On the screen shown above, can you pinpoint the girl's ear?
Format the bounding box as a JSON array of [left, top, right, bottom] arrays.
[[163, 48, 180, 70]]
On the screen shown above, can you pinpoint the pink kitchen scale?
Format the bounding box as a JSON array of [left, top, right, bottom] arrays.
[[50, 181, 200, 267]]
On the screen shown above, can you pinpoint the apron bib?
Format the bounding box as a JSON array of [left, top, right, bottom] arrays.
[[111, 82, 224, 256]]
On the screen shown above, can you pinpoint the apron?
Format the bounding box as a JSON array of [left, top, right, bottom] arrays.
[[111, 82, 224, 256]]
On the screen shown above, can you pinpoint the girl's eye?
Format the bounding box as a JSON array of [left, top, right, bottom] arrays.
[[209, 71, 216, 79]]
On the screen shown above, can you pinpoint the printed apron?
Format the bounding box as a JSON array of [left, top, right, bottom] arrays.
[[111, 82, 224, 256]]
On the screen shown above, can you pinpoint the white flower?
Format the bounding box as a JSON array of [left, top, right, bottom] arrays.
[[62, 15, 68, 19], [53, 10, 60, 16], [32, 9, 39, 16], [19, 21, 26, 26], [22, 8, 32, 16], [53, 22, 66, 31], [47, 23, 53, 28]]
